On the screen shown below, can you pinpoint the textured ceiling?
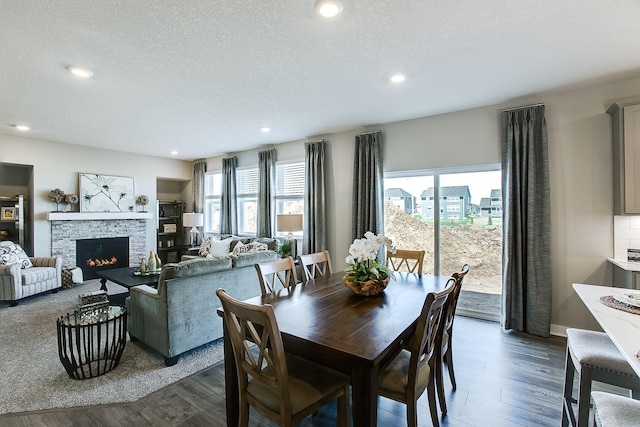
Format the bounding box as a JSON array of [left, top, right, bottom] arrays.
[[2, 0, 640, 160]]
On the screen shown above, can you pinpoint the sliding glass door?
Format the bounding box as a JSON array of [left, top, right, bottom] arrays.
[[384, 166, 502, 320]]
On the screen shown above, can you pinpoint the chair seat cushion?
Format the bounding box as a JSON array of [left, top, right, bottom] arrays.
[[21, 267, 57, 286], [566, 328, 636, 376], [247, 355, 346, 416], [379, 349, 430, 397], [592, 391, 640, 426]]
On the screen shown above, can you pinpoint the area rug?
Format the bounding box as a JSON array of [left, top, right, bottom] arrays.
[[0, 280, 223, 415]]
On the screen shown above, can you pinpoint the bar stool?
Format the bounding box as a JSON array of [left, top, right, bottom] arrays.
[[562, 328, 640, 426], [592, 391, 640, 426]]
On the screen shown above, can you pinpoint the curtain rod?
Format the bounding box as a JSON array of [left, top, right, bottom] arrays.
[[501, 102, 544, 112], [356, 130, 382, 136]]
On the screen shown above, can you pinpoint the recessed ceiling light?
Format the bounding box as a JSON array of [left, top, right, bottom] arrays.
[[315, 0, 343, 17], [390, 73, 406, 83], [13, 124, 31, 131], [260, 126, 271, 133], [67, 66, 93, 78], [170, 150, 178, 155]]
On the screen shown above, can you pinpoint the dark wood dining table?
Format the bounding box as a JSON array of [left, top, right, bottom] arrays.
[[219, 270, 450, 426]]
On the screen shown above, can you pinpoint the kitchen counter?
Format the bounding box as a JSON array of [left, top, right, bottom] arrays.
[[608, 258, 640, 288]]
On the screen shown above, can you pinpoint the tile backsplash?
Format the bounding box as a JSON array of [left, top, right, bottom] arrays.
[[614, 216, 640, 260]]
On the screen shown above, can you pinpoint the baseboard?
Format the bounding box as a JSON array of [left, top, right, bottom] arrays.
[[456, 308, 500, 322], [550, 324, 568, 337]]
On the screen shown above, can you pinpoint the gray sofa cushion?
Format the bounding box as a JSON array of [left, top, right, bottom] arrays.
[[232, 251, 278, 268], [161, 257, 232, 280]]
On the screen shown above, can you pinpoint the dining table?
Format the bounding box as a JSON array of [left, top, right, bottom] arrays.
[[218, 270, 451, 427], [573, 283, 640, 377]]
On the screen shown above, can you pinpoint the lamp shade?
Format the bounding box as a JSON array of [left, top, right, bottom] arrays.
[[276, 214, 302, 232], [183, 212, 204, 228]]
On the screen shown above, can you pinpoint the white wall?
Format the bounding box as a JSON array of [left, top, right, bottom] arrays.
[[0, 135, 192, 256]]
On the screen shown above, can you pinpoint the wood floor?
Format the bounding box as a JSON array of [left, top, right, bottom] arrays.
[[0, 316, 568, 426]]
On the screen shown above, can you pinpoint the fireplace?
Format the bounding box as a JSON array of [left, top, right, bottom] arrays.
[[76, 237, 129, 280]]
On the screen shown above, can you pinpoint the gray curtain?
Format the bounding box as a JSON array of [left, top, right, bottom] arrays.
[[500, 105, 551, 337], [192, 160, 207, 237], [192, 161, 206, 213], [257, 149, 275, 237], [220, 156, 237, 235], [304, 140, 327, 254], [352, 131, 384, 240]]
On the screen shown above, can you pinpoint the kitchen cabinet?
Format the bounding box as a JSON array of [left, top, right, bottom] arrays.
[[157, 200, 184, 264], [608, 99, 640, 214]]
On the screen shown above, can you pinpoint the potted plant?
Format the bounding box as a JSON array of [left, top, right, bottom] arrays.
[[278, 241, 292, 257], [343, 231, 395, 296]]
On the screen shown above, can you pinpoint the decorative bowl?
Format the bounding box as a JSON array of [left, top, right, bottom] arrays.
[[343, 276, 390, 296]]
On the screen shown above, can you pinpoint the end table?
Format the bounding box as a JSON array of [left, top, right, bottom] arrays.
[[56, 305, 127, 380]]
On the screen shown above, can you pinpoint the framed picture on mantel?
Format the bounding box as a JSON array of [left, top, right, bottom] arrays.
[[79, 173, 135, 212]]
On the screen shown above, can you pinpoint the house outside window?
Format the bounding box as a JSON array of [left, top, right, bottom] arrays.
[[204, 172, 221, 233]]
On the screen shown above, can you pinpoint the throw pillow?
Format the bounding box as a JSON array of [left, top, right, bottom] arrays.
[[0, 241, 33, 269], [231, 241, 247, 254], [209, 237, 233, 257], [198, 236, 213, 257]]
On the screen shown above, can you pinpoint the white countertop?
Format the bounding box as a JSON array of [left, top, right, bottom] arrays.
[[573, 283, 640, 377], [608, 258, 640, 272]]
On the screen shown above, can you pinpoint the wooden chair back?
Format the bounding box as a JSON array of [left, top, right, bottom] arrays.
[[442, 264, 470, 334], [216, 289, 291, 423], [255, 256, 298, 296], [386, 249, 425, 275], [407, 279, 454, 392], [298, 250, 333, 281]]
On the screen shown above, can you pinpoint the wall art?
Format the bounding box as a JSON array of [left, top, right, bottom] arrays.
[[79, 173, 135, 212]]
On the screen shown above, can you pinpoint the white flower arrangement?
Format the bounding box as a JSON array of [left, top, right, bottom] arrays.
[[344, 231, 396, 282]]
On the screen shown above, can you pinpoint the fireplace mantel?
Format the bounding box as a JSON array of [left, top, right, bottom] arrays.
[[47, 212, 153, 221]]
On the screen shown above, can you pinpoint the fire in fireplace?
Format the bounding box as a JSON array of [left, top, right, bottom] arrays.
[[76, 237, 129, 280]]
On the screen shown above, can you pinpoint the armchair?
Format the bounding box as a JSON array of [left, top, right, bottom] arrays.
[[0, 242, 62, 306]]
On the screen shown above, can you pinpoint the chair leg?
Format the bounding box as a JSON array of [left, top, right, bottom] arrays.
[[426, 379, 440, 427], [562, 347, 576, 427], [336, 386, 350, 427], [445, 336, 457, 390], [577, 368, 593, 427], [436, 355, 448, 416]]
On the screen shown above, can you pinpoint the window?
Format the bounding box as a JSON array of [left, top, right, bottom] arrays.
[[384, 166, 502, 320], [204, 172, 221, 233], [236, 168, 258, 235], [275, 161, 304, 238]]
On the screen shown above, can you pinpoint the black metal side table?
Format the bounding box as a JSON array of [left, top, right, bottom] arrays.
[[56, 305, 127, 380]]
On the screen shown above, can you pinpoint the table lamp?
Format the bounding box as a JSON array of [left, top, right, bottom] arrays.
[[183, 212, 204, 246], [276, 214, 303, 240]]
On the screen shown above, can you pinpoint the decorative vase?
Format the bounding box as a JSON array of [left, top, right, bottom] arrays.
[[139, 257, 147, 274], [343, 275, 391, 296], [155, 253, 162, 272], [147, 251, 156, 273]]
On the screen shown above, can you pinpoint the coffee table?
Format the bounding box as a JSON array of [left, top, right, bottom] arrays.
[[96, 267, 160, 292]]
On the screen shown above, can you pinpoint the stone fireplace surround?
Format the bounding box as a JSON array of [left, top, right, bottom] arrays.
[[49, 212, 152, 269]]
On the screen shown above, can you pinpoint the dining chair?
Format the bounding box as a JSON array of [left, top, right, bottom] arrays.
[[255, 256, 298, 296], [386, 249, 425, 275], [562, 328, 640, 427], [216, 289, 350, 427], [297, 250, 332, 281], [377, 277, 455, 427], [591, 391, 640, 426], [436, 263, 470, 417]]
